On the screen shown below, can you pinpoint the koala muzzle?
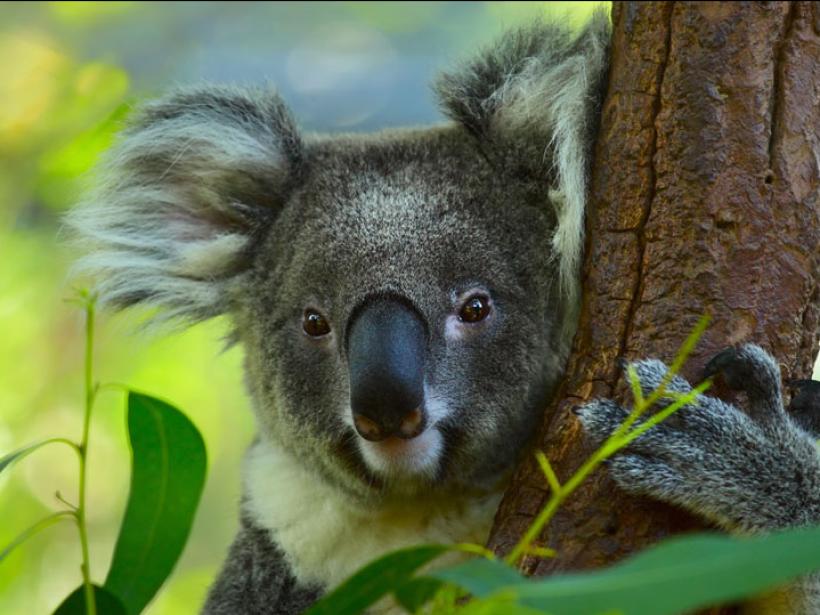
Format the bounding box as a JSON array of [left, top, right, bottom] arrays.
[[347, 297, 427, 442]]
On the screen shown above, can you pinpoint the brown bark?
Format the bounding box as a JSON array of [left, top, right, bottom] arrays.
[[488, 0, 820, 599]]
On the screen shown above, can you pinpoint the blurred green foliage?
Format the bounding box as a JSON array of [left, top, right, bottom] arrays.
[[0, 227, 251, 614], [0, 3, 258, 603]]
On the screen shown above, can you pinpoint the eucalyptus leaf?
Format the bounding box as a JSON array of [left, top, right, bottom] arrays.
[[305, 545, 448, 615], [392, 576, 445, 612], [456, 594, 548, 615], [1, 511, 74, 563], [0, 444, 36, 474], [104, 392, 206, 615], [53, 584, 127, 615], [432, 557, 524, 598], [1, 438, 76, 475], [433, 526, 820, 615]]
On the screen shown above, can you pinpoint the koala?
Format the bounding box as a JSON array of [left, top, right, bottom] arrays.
[[66, 8, 819, 614], [67, 13, 610, 614], [579, 345, 820, 614]]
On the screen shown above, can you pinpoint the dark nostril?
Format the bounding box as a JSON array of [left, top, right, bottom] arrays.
[[398, 407, 425, 439], [352, 407, 427, 441], [353, 413, 385, 441]]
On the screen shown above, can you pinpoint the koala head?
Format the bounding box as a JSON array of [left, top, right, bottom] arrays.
[[68, 18, 608, 501]]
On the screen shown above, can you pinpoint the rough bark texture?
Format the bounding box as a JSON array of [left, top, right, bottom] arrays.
[[488, 0, 820, 595]]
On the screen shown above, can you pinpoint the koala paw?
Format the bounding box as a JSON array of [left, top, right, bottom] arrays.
[[577, 345, 820, 532], [703, 344, 783, 423]]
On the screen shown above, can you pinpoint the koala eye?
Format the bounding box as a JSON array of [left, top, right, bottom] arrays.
[[459, 295, 491, 323], [303, 309, 331, 337]]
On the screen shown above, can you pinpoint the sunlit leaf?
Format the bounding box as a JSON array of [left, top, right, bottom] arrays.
[[38, 99, 129, 180], [1, 511, 75, 563], [104, 392, 206, 615], [433, 526, 820, 615], [0, 32, 68, 149], [304, 545, 448, 615], [37, 79, 130, 210], [53, 584, 127, 615], [1, 442, 44, 475], [0, 438, 77, 475], [486, 1, 607, 30], [49, 1, 137, 25], [432, 557, 525, 598], [456, 594, 546, 615]]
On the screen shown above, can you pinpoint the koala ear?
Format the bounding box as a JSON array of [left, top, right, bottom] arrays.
[[68, 86, 303, 324], [434, 12, 610, 305]]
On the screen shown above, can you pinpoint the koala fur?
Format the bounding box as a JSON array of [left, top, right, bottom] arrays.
[[67, 8, 819, 615], [579, 345, 820, 615]]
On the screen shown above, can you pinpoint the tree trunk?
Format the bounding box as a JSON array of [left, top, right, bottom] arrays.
[[487, 0, 820, 602]]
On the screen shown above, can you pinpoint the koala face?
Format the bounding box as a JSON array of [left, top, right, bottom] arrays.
[[68, 17, 608, 503], [236, 129, 565, 499]]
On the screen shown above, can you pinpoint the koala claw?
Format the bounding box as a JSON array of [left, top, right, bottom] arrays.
[[702, 344, 783, 423], [702, 345, 742, 381]]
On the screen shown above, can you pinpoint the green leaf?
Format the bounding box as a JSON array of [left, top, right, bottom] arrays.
[[1, 438, 78, 475], [392, 576, 445, 613], [104, 392, 207, 615], [433, 557, 524, 598], [1, 511, 75, 563], [53, 584, 127, 615], [434, 526, 820, 615], [304, 545, 449, 615], [0, 444, 36, 474], [456, 594, 547, 615]]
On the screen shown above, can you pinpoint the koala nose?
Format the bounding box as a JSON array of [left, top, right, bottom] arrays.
[[347, 297, 427, 441]]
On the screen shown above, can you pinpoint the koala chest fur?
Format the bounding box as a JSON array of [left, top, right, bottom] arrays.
[[244, 439, 502, 590]]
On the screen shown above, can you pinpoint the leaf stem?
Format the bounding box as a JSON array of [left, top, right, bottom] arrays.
[[505, 448, 608, 565], [505, 315, 712, 566], [77, 294, 98, 615], [53, 437, 83, 456]]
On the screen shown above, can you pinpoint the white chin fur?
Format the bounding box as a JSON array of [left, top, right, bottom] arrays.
[[357, 428, 443, 479], [245, 439, 502, 593]]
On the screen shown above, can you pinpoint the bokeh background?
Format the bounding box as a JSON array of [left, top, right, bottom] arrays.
[[0, 2, 603, 613], [2, 2, 816, 614]]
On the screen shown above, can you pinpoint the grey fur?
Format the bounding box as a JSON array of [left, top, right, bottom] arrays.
[[202, 513, 321, 615], [579, 344, 820, 614], [67, 14, 612, 615], [67, 86, 303, 324], [435, 14, 610, 316]]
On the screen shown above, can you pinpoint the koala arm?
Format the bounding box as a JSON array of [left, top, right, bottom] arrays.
[[578, 345, 820, 614], [202, 513, 322, 615]]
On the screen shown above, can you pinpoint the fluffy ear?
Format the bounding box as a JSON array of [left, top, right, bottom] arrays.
[[67, 86, 303, 324], [434, 11, 610, 307]]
